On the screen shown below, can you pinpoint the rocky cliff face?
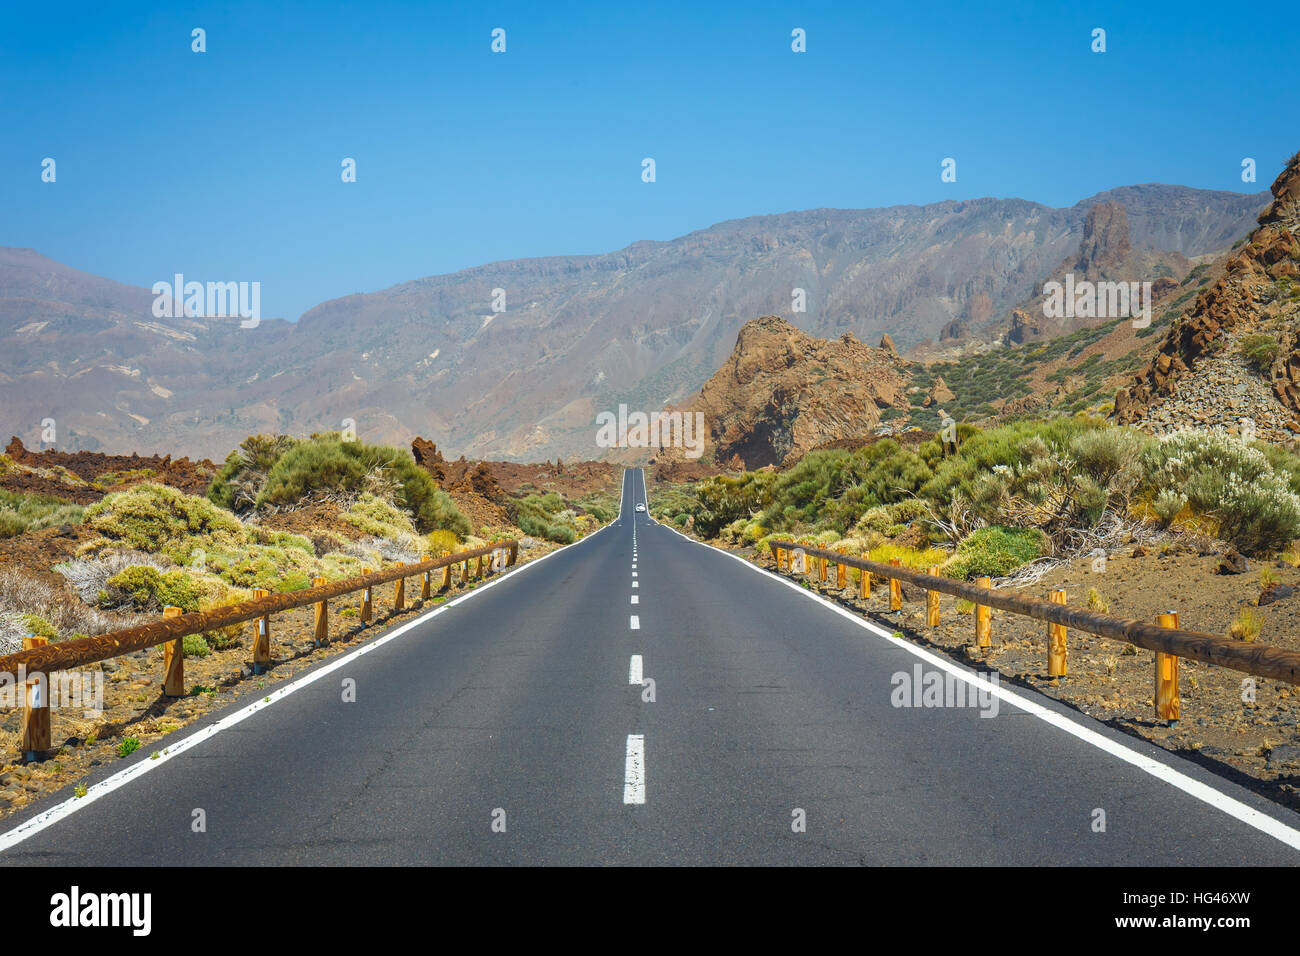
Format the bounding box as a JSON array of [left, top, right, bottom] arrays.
[[1115, 154, 1300, 442], [1003, 201, 1190, 345], [663, 316, 911, 470]]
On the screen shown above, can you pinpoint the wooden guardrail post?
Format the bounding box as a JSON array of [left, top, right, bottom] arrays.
[[508, 542, 518, 566], [836, 550, 847, 589], [777, 547, 788, 571], [313, 577, 329, 647], [360, 572, 373, 624], [252, 588, 271, 672], [818, 555, 828, 583], [442, 551, 453, 589], [476, 554, 485, 579], [20, 634, 50, 759], [975, 577, 992, 649], [859, 565, 871, 601], [421, 554, 432, 600], [889, 559, 902, 611], [394, 563, 406, 611], [162, 605, 185, 696], [1048, 589, 1067, 677], [926, 567, 941, 626], [1156, 611, 1181, 723]]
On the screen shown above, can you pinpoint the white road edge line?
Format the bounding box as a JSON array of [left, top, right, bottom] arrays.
[[658, 523, 1300, 853], [0, 514, 618, 855], [629, 654, 643, 685], [624, 734, 646, 804]]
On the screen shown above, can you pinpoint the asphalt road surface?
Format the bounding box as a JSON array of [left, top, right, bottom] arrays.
[[3, 468, 1300, 865]]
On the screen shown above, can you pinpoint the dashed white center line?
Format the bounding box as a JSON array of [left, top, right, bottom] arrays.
[[632, 571, 637, 578], [629, 615, 640, 629], [624, 734, 646, 804], [632, 580, 638, 588], [628, 654, 643, 684], [630, 595, 639, 604]]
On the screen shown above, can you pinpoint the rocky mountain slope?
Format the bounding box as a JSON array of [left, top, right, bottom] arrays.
[[0, 186, 1266, 462], [1115, 155, 1300, 442]]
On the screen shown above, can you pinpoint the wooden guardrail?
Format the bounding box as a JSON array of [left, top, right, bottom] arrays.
[[769, 540, 1300, 721], [5, 540, 519, 758]]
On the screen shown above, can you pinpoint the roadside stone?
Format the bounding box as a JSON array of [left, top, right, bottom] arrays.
[[1259, 584, 1295, 606], [1215, 549, 1250, 574]]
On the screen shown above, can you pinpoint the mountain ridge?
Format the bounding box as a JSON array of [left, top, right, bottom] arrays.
[[0, 183, 1271, 462]]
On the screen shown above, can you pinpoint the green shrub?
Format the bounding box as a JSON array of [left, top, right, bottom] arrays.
[[512, 492, 580, 543], [102, 566, 201, 612], [0, 489, 85, 539], [256, 437, 470, 537], [20, 614, 59, 641], [1143, 430, 1300, 554], [945, 526, 1045, 579], [342, 493, 417, 538], [84, 483, 243, 562], [1240, 334, 1280, 373], [208, 434, 298, 511], [182, 634, 211, 657]]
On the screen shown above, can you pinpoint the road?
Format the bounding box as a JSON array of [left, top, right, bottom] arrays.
[[2, 467, 1300, 865]]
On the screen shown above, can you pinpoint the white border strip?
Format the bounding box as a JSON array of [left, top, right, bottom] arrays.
[[657, 522, 1300, 853], [0, 517, 615, 855]]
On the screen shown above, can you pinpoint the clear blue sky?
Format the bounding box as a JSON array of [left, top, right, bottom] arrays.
[[1, 0, 1292, 321]]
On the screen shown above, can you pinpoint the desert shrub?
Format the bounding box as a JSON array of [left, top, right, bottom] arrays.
[[1152, 490, 1186, 527], [887, 499, 931, 525], [182, 634, 211, 658], [343, 493, 417, 539], [1143, 430, 1300, 554], [0, 489, 85, 539], [0, 565, 145, 640], [209, 544, 323, 592], [56, 551, 172, 603], [256, 437, 470, 537], [694, 471, 777, 537], [945, 526, 1045, 579], [84, 483, 243, 562], [426, 528, 462, 555], [512, 493, 579, 543], [1229, 607, 1262, 642], [855, 506, 893, 536], [926, 419, 1143, 543], [101, 566, 201, 612], [245, 526, 316, 554], [1240, 334, 1280, 373], [208, 433, 299, 511], [21, 613, 59, 642], [575, 492, 618, 523], [867, 542, 948, 570]]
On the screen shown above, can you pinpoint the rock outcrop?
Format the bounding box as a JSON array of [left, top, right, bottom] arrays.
[[661, 315, 912, 471], [1115, 153, 1300, 441]]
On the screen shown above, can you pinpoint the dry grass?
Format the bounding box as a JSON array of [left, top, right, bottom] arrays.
[[0, 566, 144, 645]]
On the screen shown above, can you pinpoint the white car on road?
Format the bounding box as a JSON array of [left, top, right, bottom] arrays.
[[635, 504, 646, 512]]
